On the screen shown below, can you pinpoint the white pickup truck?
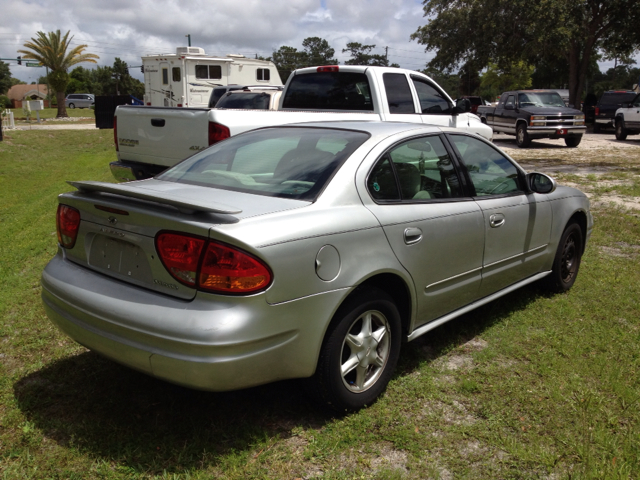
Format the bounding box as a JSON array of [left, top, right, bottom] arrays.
[[111, 65, 492, 181]]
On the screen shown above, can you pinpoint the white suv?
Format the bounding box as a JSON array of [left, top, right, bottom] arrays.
[[614, 93, 640, 140], [65, 94, 95, 109]]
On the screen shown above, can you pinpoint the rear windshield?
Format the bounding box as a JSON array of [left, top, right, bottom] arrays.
[[282, 72, 373, 111], [157, 127, 370, 201], [215, 92, 271, 110], [599, 92, 637, 105]]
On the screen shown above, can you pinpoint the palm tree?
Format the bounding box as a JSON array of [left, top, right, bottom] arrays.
[[18, 30, 99, 118]]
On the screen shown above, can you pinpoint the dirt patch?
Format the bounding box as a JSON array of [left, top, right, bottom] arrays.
[[599, 242, 640, 258]]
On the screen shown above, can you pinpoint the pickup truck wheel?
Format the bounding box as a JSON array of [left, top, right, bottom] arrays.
[[68, 103, 75, 109], [564, 136, 582, 148], [615, 119, 628, 140], [516, 124, 531, 148]]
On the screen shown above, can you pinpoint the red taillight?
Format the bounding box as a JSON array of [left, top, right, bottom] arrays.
[[208, 122, 230, 145], [177, 104, 183, 107], [156, 233, 206, 287], [114, 116, 118, 151], [56, 204, 81, 248], [155, 233, 271, 294], [595, 107, 600, 116], [199, 242, 271, 294], [317, 66, 339, 73]]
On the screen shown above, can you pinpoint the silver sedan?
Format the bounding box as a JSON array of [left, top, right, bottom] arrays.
[[42, 122, 593, 411]]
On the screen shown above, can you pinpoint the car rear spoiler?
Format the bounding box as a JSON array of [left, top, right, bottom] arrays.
[[67, 181, 242, 215]]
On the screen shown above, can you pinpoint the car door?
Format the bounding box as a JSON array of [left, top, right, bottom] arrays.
[[409, 76, 458, 129], [361, 134, 485, 326], [447, 134, 552, 296]]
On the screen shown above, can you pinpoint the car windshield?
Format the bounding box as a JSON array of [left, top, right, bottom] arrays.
[[518, 92, 565, 107], [215, 92, 271, 110], [157, 127, 370, 201]]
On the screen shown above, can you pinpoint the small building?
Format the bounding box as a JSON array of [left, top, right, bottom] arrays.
[[7, 84, 50, 108]]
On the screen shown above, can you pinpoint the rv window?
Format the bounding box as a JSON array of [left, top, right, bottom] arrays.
[[172, 67, 181, 82], [196, 65, 222, 80], [162, 68, 169, 85], [257, 68, 270, 81]]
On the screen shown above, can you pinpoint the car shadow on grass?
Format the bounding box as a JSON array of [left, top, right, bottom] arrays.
[[13, 285, 543, 474]]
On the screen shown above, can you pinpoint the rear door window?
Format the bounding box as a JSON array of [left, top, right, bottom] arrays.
[[383, 73, 415, 114]]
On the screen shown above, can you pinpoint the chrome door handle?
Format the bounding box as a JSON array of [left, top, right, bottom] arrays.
[[404, 227, 423, 245], [490, 214, 505, 228]]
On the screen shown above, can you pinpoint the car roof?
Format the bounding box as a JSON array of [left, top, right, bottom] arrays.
[[255, 120, 445, 139]]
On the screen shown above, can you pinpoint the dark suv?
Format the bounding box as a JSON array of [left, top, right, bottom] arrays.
[[594, 90, 638, 132]]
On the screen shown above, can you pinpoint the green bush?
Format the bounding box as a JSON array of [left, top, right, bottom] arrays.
[[0, 95, 11, 108]]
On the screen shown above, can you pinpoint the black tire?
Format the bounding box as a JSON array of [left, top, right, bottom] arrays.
[[593, 122, 601, 133], [565, 135, 582, 148], [615, 119, 628, 141], [516, 124, 531, 148], [540, 222, 583, 293], [308, 288, 402, 412], [68, 103, 75, 109]]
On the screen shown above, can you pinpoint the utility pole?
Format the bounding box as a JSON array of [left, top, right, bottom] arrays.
[[185, 34, 191, 47], [385, 46, 388, 65]]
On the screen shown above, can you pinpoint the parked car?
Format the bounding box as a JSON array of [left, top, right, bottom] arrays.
[[208, 85, 247, 108], [42, 121, 592, 411], [65, 93, 95, 109], [614, 93, 640, 140], [593, 90, 637, 132], [214, 86, 283, 110], [477, 90, 586, 147]]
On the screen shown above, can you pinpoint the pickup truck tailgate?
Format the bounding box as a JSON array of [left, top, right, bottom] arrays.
[[115, 106, 211, 168]]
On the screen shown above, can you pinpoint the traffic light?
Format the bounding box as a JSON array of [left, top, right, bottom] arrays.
[[140, 65, 144, 73], [17, 56, 21, 65]]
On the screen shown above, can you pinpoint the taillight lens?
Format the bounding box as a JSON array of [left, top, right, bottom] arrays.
[[208, 122, 230, 145], [56, 204, 81, 248], [156, 233, 271, 294], [199, 242, 271, 294], [595, 107, 600, 116], [114, 116, 118, 151], [156, 233, 206, 287]]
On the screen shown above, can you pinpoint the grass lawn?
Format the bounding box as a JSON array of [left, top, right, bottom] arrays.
[[0, 130, 639, 479]]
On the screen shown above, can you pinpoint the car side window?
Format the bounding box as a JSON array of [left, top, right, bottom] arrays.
[[411, 77, 452, 114], [505, 95, 515, 108], [383, 73, 415, 114], [449, 134, 523, 197], [368, 135, 462, 202]]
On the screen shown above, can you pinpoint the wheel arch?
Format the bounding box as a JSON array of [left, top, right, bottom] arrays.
[[567, 210, 588, 255]]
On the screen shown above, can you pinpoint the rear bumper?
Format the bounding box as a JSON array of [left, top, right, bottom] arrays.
[[41, 251, 345, 391]]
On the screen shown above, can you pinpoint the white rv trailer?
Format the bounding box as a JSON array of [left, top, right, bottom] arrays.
[[141, 47, 283, 108]]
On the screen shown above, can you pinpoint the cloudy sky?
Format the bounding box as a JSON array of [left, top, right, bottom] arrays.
[[2, 0, 436, 83], [0, 0, 628, 84]]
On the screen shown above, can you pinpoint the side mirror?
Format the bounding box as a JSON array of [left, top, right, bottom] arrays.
[[504, 104, 515, 110], [454, 98, 471, 114], [528, 172, 557, 194]]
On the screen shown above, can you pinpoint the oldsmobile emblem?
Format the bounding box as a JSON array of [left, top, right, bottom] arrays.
[[108, 216, 118, 225]]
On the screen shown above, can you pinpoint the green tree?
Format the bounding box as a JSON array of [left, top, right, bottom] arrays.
[[479, 62, 534, 101], [271, 46, 307, 81], [0, 61, 12, 95], [18, 30, 99, 117], [342, 42, 397, 67], [302, 37, 338, 66], [411, 0, 640, 107]]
